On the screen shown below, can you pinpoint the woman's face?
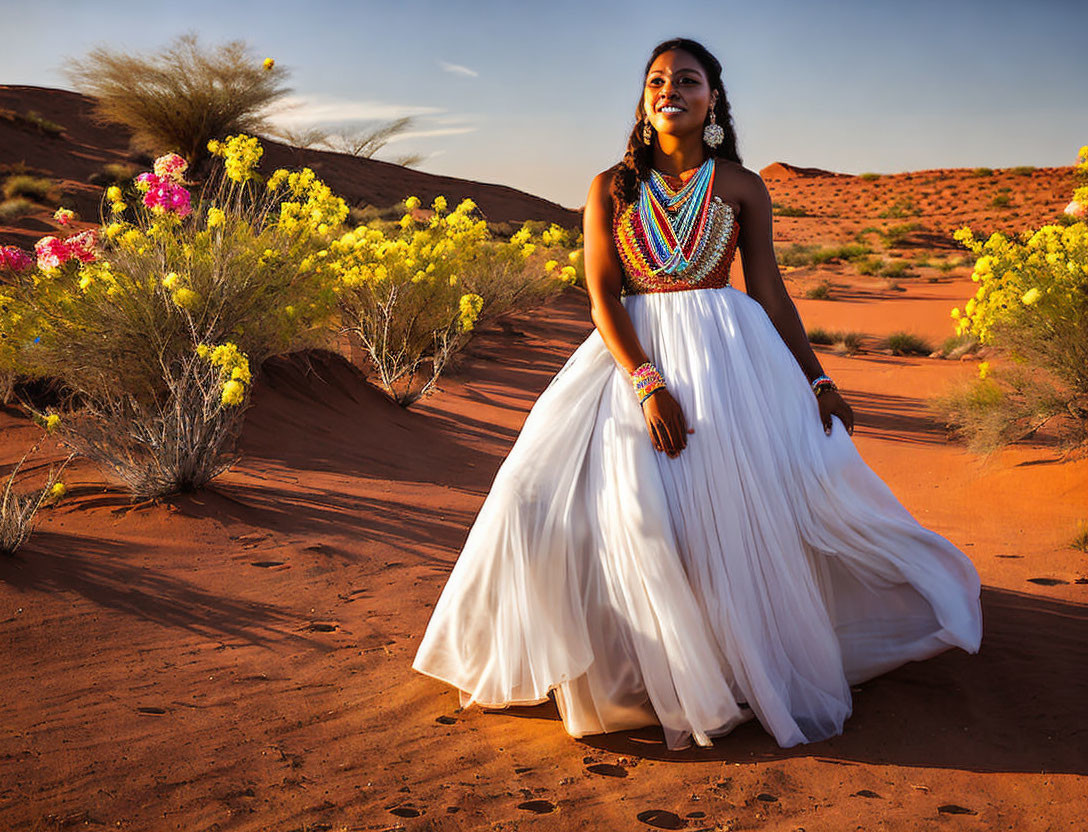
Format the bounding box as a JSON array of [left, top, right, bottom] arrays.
[[642, 49, 715, 139]]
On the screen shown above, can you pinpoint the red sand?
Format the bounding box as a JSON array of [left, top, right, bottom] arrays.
[[1, 86, 1086, 831]]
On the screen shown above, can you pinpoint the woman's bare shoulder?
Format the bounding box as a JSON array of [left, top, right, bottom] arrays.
[[712, 160, 769, 210]]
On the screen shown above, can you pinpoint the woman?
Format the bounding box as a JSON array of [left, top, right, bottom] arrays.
[[412, 37, 982, 751]]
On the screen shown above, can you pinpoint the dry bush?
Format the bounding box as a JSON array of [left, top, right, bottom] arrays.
[[62, 32, 291, 177], [1, 439, 71, 555]]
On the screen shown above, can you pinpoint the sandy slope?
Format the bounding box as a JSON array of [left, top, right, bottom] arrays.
[[1, 271, 1086, 830]]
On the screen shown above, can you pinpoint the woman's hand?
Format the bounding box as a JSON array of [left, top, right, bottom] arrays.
[[818, 389, 854, 436], [641, 388, 694, 457]]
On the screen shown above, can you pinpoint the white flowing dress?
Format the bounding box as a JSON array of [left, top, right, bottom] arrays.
[[411, 189, 983, 751]]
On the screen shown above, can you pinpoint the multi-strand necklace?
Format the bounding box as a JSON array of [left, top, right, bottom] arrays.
[[637, 156, 716, 275]]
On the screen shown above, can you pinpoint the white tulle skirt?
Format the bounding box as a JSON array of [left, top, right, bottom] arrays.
[[411, 285, 982, 750]]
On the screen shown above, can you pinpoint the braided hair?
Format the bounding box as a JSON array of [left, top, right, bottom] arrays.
[[610, 38, 742, 219]]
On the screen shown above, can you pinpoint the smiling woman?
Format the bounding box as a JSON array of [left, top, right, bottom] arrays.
[[412, 37, 983, 752]]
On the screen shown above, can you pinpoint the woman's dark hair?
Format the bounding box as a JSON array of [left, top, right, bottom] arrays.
[[610, 38, 742, 217]]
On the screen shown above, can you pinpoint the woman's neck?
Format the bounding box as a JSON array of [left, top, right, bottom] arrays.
[[651, 133, 708, 178]]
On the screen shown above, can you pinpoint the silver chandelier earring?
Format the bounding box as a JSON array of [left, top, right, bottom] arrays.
[[642, 118, 653, 146], [703, 98, 724, 149]]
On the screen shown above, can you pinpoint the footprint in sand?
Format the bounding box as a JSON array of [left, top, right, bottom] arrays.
[[517, 799, 555, 814], [636, 809, 685, 829], [136, 706, 167, 716], [586, 763, 628, 778]]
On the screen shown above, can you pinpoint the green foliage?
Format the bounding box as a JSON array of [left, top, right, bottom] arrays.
[[772, 202, 811, 217], [3, 175, 54, 202], [859, 172, 881, 181], [885, 331, 931, 355], [0, 198, 35, 221], [1010, 166, 1036, 176], [991, 194, 1012, 209], [805, 281, 832, 300], [972, 167, 994, 177]]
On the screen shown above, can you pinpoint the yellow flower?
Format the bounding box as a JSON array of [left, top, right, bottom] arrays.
[[206, 207, 225, 229], [559, 265, 578, 284], [544, 259, 558, 273], [105, 221, 125, 239], [1021, 287, 1041, 305], [50, 481, 67, 499], [111, 201, 127, 214], [568, 248, 582, 263], [53, 207, 74, 225], [162, 271, 179, 289], [950, 307, 961, 319], [107, 186, 122, 202], [221, 379, 245, 406], [45, 413, 61, 433], [78, 274, 94, 291], [978, 361, 990, 379], [263, 57, 275, 71], [432, 195, 448, 212], [404, 196, 421, 211], [172, 287, 199, 309]]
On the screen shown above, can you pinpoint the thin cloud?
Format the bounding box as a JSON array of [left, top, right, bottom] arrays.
[[266, 94, 443, 128], [438, 60, 479, 78], [382, 125, 478, 143]]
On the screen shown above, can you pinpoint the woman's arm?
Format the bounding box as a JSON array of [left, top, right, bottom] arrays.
[[582, 171, 650, 375], [736, 170, 827, 382], [736, 169, 855, 435], [583, 170, 693, 456]]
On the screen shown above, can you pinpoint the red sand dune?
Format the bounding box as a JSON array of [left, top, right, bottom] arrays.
[[0, 85, 579, 252], [1, 86, 1087, 830]]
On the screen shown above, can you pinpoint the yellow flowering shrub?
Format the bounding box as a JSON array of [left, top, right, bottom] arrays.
[[331, 197, 578, 405], [1, 135, 344, 496], [938, 142, 1088, 450]]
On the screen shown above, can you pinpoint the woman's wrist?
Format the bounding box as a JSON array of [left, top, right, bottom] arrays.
[[631, 361, 666, 405], [810, 373, 837, 397]]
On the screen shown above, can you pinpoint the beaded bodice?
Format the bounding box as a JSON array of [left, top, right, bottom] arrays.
[[613, 169, 740, 296]]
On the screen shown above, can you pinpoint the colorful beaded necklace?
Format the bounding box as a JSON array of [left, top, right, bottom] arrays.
[[638, 156, 716, 275]]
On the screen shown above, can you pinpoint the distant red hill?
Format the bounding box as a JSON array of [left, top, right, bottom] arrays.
[[760, 161, 845, 180], [0, 84, 580, 248]]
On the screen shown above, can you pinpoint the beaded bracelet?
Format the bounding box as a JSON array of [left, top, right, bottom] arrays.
[[631, 361, 666, 405], [810, 374, 837, 397]]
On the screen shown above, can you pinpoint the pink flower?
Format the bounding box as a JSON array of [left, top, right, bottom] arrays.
[[140, 172, 192, 217], [34, 236, 70, 271], [0, 245, 33, 273], [153, 152, 188, 183], [53, 207, 75, 226], [67, 228, 99, 263], [1064, 200, 1085, 218]]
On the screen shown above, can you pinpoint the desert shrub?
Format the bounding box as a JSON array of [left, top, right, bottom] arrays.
[[331, 197, 578, 406], [881, 260, 913, 278], [805, 281, 832, 300], [1010, 166, 1036, 177], [878, 198, 917, 219], [991, 194, 1012, 209], [832, 332, 864, 355], [62, 33, 290, 178], [936, 144, 1088, 450], [1072, 522, 1088, 553], [937, 333, 982, 359], [772, 202, 810, 217], [807, 327, 834, 345], [972, 168, 994, 177], [859, 173, 881, 181], [855, 256, 882, 275], [1, 430, 71, 556], [0, 198, 35, 221], [878, 222, 923, 247], [3, 175, 54, 202], [3, 137, 346, 497], [88, 162, 140, 187], [811, 243, 871, 264], [885, 331, 931, 355], [778, 243, 816, 267]]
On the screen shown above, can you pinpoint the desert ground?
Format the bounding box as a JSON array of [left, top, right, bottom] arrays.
[[1, 86, 1086, 831]]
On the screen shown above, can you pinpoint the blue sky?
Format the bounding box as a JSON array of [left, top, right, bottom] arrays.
[[2, 0, 1086, 209]]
